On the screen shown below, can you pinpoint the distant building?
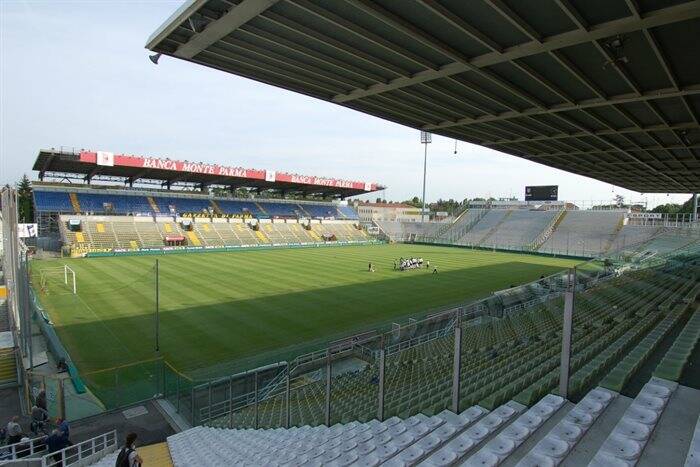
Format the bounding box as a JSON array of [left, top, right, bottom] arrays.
[[354, 201, 423, 223]]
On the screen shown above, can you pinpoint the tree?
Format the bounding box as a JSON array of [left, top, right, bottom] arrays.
[[650, 203, 682, 214], [650, 195, 695, 215], [614, 194, 625, 206], [17, 174, 33, 223], [401, 196, 423, 208]]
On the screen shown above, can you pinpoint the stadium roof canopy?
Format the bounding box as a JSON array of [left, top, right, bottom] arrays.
[[147, 0, 700, 193], [32, 148, 383, 198]]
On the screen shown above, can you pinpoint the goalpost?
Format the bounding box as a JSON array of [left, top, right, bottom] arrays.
[[40, 265, 76, 294]]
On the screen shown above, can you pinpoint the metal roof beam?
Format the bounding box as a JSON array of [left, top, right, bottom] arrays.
[[554, 0, 589, 30], [484, 0, 542, 42], [38, 153, 55, 179], [581, 108, 670, 169], [289, 0, 438, 71], [549, 50, 606, 99], [332, 2, 700, 103], [531, 143, 700, 158], [217, 36, 364, 90], [446, 75, 520, 113], [592, 40, 642, 96], [343, 0, 547, 110], [173, 0, 279, 59], [418, 0, 503, 53], [260, 10, 408, 78], [198, 46, 344, 95], [345, 0, 472, 65], [644, 100, 695, 166], [477, 121, 698, 146], [511, 59, 575, 105], [415, 83, 484, 118], [425, 84, 700, 130], [238, 25, 385, 84], [549, 113, 687, 190], [642, 29, 678, 89]]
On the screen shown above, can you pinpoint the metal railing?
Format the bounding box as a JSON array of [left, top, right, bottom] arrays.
[[40, 430, 117, 467], [0, 436, 48, 462]]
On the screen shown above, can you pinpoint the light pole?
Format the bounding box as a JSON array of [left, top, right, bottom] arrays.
[[420, 131, 432, 224]]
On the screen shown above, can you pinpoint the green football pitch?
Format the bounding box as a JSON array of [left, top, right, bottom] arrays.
[[32, 244, 580, 378]]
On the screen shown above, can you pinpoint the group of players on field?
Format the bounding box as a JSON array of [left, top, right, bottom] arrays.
[[367, 257, 437, 273], [396, 257, 427, 271]]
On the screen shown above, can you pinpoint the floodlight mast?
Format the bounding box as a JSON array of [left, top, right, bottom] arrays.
[[420, 131, 432, 224]]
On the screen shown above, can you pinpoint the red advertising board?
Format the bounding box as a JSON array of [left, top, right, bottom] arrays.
[[79, 151, 377, 191]]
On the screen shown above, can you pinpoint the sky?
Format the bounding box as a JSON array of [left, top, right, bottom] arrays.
[[0, 1, 692, 209]]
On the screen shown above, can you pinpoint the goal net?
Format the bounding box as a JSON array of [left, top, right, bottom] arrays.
[[39, 265, 77, 295]]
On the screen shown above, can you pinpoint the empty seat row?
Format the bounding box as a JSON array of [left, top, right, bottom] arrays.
[[34, 189, 358, 219], [516, 387, 616, 466], [602, 302, 692, 392], [654, 306, 700, 382], [589, 378, 677, 466]]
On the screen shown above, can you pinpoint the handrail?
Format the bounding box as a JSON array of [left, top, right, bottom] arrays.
[[0, 436, 48, 462], [40, 430, 117, 467], [528, 207, 566, 251]]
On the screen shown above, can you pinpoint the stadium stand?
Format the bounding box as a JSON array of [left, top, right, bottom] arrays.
[[374, 221, 443, 242], [609, 225, 664, 252], [398, 208, 681, 258], [57, 215, 368, 254], [480, 210, 557, 250], [29, 183, 370, 254], [539, 211, 625, 256], [33, 185, 359, 220]]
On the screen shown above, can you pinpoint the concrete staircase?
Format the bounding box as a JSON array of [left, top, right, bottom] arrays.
[[209, 200, 223, 215], [530, 209, 567, 251], [69, 192, 81, 213], [478, 210, 513, 246], [0, 347, 17, 387], [255, 202, 268, 216], [432, 207, 470, 240], [603, 215, 626, 254], [148, 196, 161, 213], [439, 209, 490, 244], [0, 292, 9, 332], [296, 204, 312, 218]]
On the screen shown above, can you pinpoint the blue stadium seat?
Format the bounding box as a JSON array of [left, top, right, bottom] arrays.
[[338, 205, 359, 219], [302, 204, 340, 218], [33, 190, 73, 212], [216, 199, 263, 216], [76, 193, 153, 214], [257, 201, 300, 217], [154, 197, 212, 214], [33, 187, 357, 219]]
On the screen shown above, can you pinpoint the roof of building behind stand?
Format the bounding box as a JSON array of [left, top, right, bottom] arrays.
[[33, 148, 383, 198], [147, 0, 700, 193]]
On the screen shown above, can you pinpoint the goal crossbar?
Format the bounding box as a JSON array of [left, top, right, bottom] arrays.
[[40, 265, 76, 294]]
